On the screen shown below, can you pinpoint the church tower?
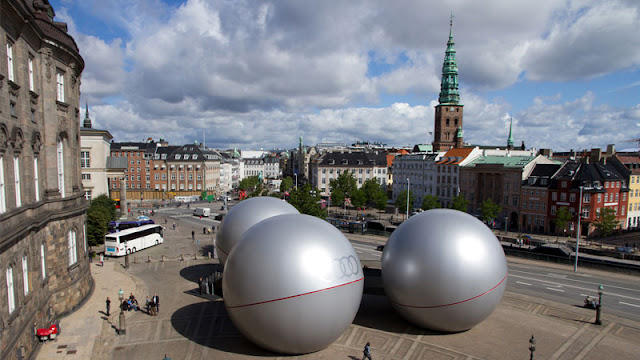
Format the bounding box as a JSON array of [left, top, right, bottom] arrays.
[[433, 15, 463, 151]]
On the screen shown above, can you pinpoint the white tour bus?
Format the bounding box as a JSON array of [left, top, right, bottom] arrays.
[[104, 224, 164, 257]]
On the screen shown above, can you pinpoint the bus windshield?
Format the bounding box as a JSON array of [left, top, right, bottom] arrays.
[[104, 224, 164, 257]]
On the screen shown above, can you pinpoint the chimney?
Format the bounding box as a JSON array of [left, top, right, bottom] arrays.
[[590, 148, 602, 163], [606, 144, 615, 156]]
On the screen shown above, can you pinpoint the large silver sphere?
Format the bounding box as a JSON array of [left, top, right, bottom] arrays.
[[216, 196, 299, 265], [223, 214, 364, 354], [381, 209, 507, 332]]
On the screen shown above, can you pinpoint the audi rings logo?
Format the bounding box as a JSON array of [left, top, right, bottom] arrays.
[[334, 255, 359, 278]]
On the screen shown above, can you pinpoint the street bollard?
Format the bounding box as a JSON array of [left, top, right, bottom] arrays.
[[180, 254, 184, 261], [208, 252, 211, 260], [134, 256, 138, 264], [161, 255, 165, 262], [147, 255, 150, 263], [194, 253, 197, 260], [124, 254, 129, 268]]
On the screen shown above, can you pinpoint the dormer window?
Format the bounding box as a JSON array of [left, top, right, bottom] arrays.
[[357, 160, 363, 165], [193, 155, 198, 160], [161, 154, 167, 159], [342, 159, 348, 165], [184, 155, 190, 160], [328, 159, 335, 165], [175, 155, 181, 160]]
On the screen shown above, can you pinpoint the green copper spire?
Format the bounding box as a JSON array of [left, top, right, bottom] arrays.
[[456, 126, 463, 139], [507, 118, 514, 147], [438, 13, 461, 105]]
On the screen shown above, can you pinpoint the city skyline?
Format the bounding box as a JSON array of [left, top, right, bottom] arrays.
[[52, 0, 640, 151]]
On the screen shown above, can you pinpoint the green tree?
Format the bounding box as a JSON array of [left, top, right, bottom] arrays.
[[280, 176, 294, 193], [450, 194, 469, 212], [554, 206, 572, 235], [593, 207, 618, 237], [395, 190, 414, 215], [86, 194, 116, 247], [289, 184, 326, 219], [359, 179, 388, 210], [479, 198, 501, 224], [329, 171, 357, 206], [421, 195, 441, 210], [247, 182, 269, 198], [238, 176, 261, 191], [350, 188, 367, 209]]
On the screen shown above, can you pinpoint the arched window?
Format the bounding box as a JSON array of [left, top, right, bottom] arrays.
[[22, 254, 29, 295], [454, 118, 458, 126], [446, 118, 450, 127], [14, 156, 21, 207], [68, 229, 77, 266], [57, 139, 65, 197], [41, 243, 46, 279], [34, 156, 40, 202], [6, 266, 15, 313], [0, 155, 5, 213]]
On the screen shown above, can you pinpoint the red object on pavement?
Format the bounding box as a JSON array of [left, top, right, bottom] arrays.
[[37, 324, 59, 341]]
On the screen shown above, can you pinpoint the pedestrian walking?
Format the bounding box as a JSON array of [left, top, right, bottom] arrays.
[[145, 296, 151, 314], [204, 277, 210, 295], [203, 227, 206, 234], [362, 342, 372, 360], [99, 253, 104, 267], [198, 277, 203, 295], [106, 297, 111, 316], [172, 223, 176, 230], [152, 294, 159, 313], [164, 217, 168, 224], [192, 230, 195, 241]]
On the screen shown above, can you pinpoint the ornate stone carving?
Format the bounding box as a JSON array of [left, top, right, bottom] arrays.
[[70, 62, 77, 89], [40, 48, 53, 83], [31, 132, 43, 154], [0, 124, 8, 152], [10, 127, 24, 152]]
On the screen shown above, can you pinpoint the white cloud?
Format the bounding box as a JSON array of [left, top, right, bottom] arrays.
[[60, 0, 640, 151]]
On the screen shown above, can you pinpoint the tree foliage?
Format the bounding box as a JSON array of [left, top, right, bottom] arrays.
[[479, 198, 501, 224], [449, 194, 469, 212], [395, 190, 414, 214], [238, 176, 261, 191], [593, 207, 618, 237], [86, 194, 116, 247], [554, 206, 572, 234], [421, 195, 440, 210], [329, 171, 357, 206], [280, 176, 294, 193], [359, 179, 388, 210], [289, 184, 326, 219]]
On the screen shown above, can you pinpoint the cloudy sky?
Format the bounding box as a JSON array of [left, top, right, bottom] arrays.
[[51, 0, 640, 151]]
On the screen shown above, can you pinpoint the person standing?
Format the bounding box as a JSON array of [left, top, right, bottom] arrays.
[[152, 294, 159, 313], [191, 230, 195, 241], [106, 297, 111, 316], [172, 223, 176, 230], [362, 342, 372, 360]]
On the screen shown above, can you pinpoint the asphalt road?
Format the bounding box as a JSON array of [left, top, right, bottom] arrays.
[[150, 202, 640, 323]]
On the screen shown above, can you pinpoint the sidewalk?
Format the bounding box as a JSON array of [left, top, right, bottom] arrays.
[[36, 259, 148, 359]]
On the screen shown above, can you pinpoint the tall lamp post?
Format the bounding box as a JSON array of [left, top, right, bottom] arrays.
[[294, 173, 298, 190], [406, 178, 410, 220], [574, 186, 583, 272], [118, 288, 126, 335], [595, 284, 603, 325]]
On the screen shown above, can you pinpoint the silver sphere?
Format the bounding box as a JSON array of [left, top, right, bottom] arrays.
[[223, 214, 364, 354], [216, 196, 299, 265], [381, 209, 507, 332]]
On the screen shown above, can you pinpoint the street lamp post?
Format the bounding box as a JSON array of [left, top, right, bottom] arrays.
[[118, 288, 126, 335], [294, 173, 298, 190], [504, 216, 508, 234], [595, 284, 603, 325], [529, 334, 536, 360], [406, 178, 410, 220], [574, 186, 583, 272]]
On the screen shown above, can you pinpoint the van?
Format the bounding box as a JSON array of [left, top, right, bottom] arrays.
[[193, 207, 211, 217]]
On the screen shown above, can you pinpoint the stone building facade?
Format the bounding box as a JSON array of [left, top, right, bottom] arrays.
[[1, 1, 90, 359]]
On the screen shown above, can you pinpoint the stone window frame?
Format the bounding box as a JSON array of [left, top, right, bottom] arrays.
[[6, 265, 16, 314], [68, 229, 78, 266], [22, 253, 29, 296]]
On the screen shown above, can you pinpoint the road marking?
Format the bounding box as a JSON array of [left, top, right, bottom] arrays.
[[356, 250, 362, 253], [619, 301, 640, 308], [546, 287, 565, 292], [543, 283, 562, 288], [509, 273, 640, 302], [516, 281, 532, 286]]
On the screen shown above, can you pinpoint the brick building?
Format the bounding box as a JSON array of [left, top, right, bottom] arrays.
[[1, 1, 91, 359]]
